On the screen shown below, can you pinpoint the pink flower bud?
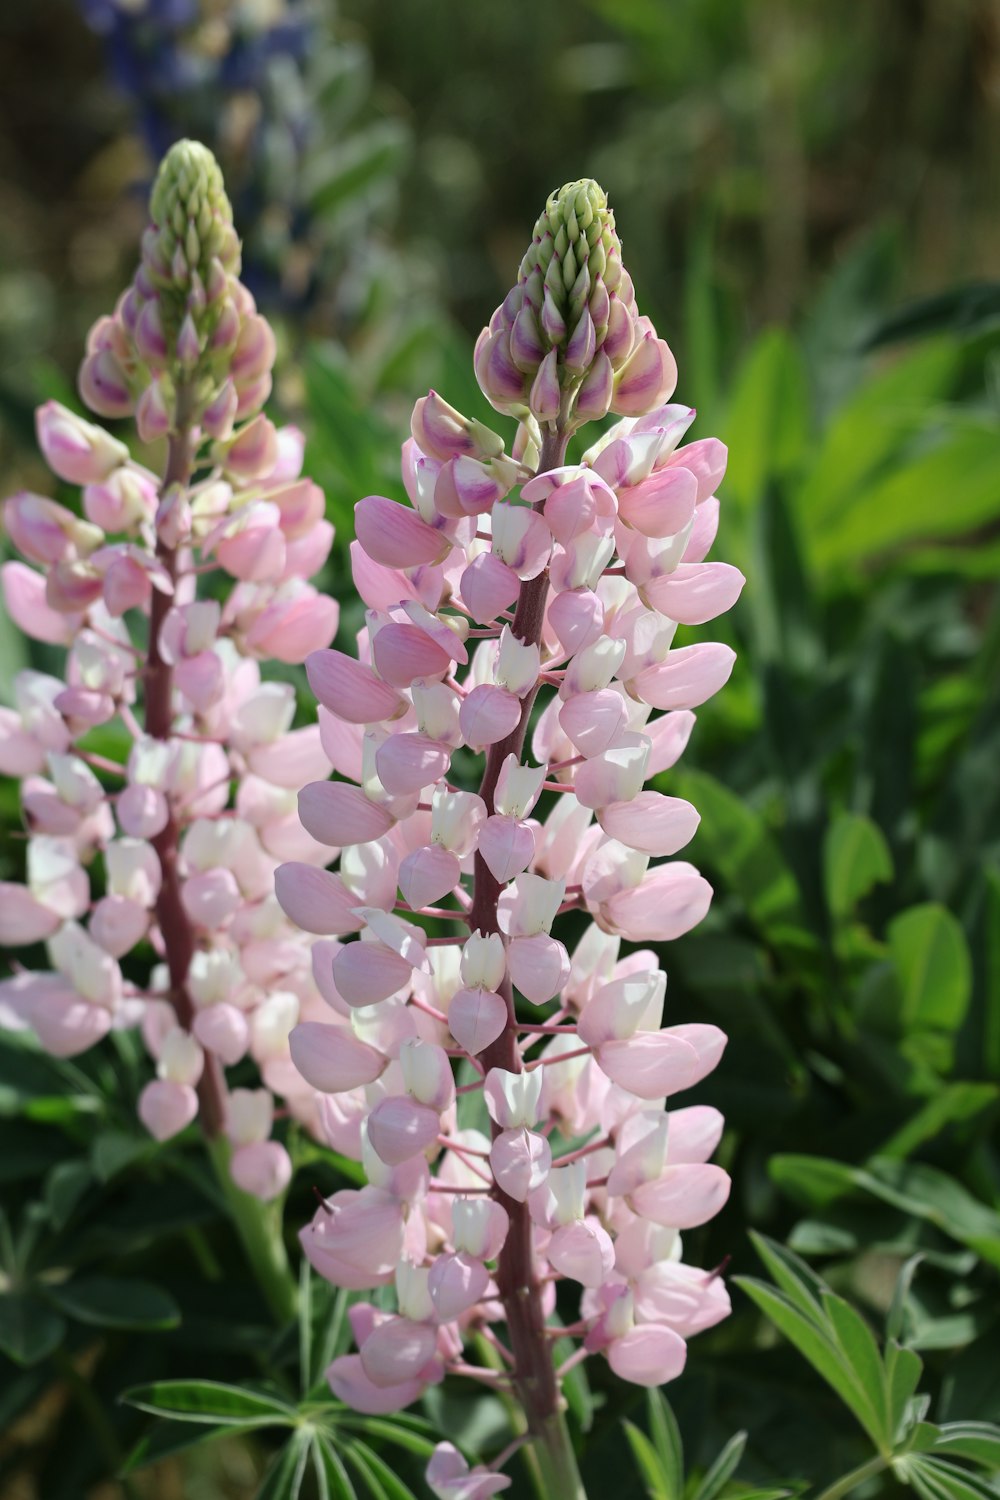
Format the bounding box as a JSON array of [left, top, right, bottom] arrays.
[[612, 329, 678, 417], [89, 895, 149, 957], [288, 1021, 386, 1092], [629, 642, 736, 711], [489, 1127, 551, 1202], [136, 378, 172, 443], [367, 1096, 440, 1165], [2, 562, 77, 645], [193, 1003, 250, 1064], [608, 1324, 687, 1387], [230, 1141, 292, 1201], [36, 402, 128, 485], [427, 1443, 511, 1500], [214, 414, 279, 481], [138, 1079, 198, 1141], [354, 496, 451, 569], [78, 349, 133, 419], [398, 844, 461, 910], [306, 649, 406, 725]]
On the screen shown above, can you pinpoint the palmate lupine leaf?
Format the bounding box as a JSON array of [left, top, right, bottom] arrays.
[[122, 1379, 298, 1427], [312, 1434, 359, 1500]]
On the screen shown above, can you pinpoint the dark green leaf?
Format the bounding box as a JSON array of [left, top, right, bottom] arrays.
[[624, 1420, 673, 1500], [0, 1292, 65, 1366], [122, 1379, 297, 1427], [120, 1419, 230, 1475], [342, 1416, 437, 1458], [723, 329, 811, 509], [931, 1422, 1000, 1466], [690, 1430, 747, 1500], [48, 1275, 180, 1331], [646, 1389, 684, 1500], [822, 1292, 891, 1447], [43, 1160, 92, 1231], [312, 1435, 358, 1500], [256, 1429, 313, 1500], [343, 1440, 420, 1500]]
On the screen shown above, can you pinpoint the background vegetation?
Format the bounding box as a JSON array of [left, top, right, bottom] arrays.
[[1, 2, 998, 1497]]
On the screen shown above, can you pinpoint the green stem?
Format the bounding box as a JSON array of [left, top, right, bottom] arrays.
[[530, 1407, 588, 1500], [207, 1136, 298, 1327], [816, 1454, 889, 1500]]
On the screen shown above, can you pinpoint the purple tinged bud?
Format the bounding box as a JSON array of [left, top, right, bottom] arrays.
[[589, 279, 611, 338], [156, 485, 191, 548], [233, 372, 273, 420], [510, 304, 546, 373], [231, 313, 277, 383], [563, 307, 596, 374], [171, 244, 188, 286], [187, 272, 207, 316], [136, 378, 172, 443], [573, 351, 615, 423], [211, 301, 240, 353], [177, 313, 201, 369], [135, 299, 168, 366], [207, 258, 228, 303], [78, 350, 133, 419], [603, 295, 636, 365], [529, 349, 561, 423], [475, 329, 528, 416], [201, 379, 239, 440], [541, 286, 567, 346]]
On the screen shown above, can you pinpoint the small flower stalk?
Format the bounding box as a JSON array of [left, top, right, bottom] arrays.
[[280, 180, 745, 1495], [0, 141, 340, 1229]]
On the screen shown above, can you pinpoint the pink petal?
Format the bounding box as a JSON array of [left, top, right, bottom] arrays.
[[617, 466, 698, 539], [398, 845, 461, 911], [548, 1218, 615, 1287], [548, 588, 604, 655], [666, 437, 728, 503], [603, 864, 712, 942], [448, 986, 508, 1055], [597, 793, 700, 856], [630, 643, 736, 712], [478, 815, 535, 884], [667, 1104, 725, 1164], [138, 1080, 198, 1142], [460, 552, 519, 622], [597, 1031, 701, 1099], [192, 1003, 250, 1065], [633, 1262, 731, 1335], [360, 1316, 437, 1388], [644, 562, 745, 624], [373, 623, 453, 687], [117, 785, 169, 839], [664, 1023, 727, 1085], [367, 1096, 441, 1165], [2, 561, 77, 645], [507, 934, 570, 1005], [630, 1163, 731, 1228], [230, 1141, 292, 1201], [646, 711, 696, 775], [274, 863, 365, 935], [375, 733, 451, 795], [682, 497, 720, 563], [326, 1353, 426, 1414], [609, 1324, 687, 1386], [428, 1253, 490, 1321], [288, 1020, 387, 1092], [489, 1127, 551, 1202], [0, 885, 62, 946], [89, 895, 148, 958], [355, 495, 449, 569], [559, 690, 630, 759], [298, 781, 395, 846], [306, 650, 405, 724], [181, 868, 241, 929], [331, 941, 414, 1006], [459, 685, 521, 749], [247, 725, 331, 789]]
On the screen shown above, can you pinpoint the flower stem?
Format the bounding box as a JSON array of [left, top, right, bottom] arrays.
[[815, 1455, 889, 1500], [469, 426, 587, 1499], [206, 1136, 298, 1327]]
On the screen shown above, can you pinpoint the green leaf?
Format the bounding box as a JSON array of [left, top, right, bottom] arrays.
[[824, 812, 893, 918], [822, 1292, 891, 1447], [342, 1416, 437, 1458], [888, 904, 972, 1032], [343, 1440, 420, 1500], [122, 1379, 297, 1427], [747, 1233, 829, 1320], [624, 1420, 673, 1500], [903, 1456, 1000, 1500], [811, 418, 1000, 569], [256, 1429, 313, 1500], [43, 1160, 92, 1231], [886, 1341, 928, 1441], [647, 1389, 684, 1500], [690, 1430, 747, 1500], [865, 284, 1000, 346], [668, 771, 805, 934], [312, 1435, 358, 1500], [90, 1129, 155, 1182], [735, 1278, 883, 1446], [931, 1422, 1000, 1466], [0, 1291, 66, 1366], [723, 329, 811, 510], [878, 1085, 999, 1161], [121, 1419, 230, 1475], [48, 1275, 180, 1331], [887, 1256, 925, 1344], [305, 124, 408, 222]]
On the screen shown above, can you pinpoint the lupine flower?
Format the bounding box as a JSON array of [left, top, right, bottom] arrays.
[[0, 141, 341, 1201], [279, 179, 745, 1491]]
